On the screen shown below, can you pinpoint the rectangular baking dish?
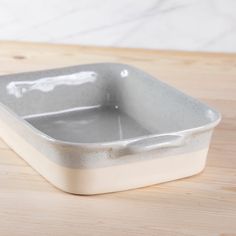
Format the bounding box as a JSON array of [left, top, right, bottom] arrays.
[[0, 63, 221, 195]]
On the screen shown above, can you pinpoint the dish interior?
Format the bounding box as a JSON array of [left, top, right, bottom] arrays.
[[24, 106, 151, 143], [0, 63, 219, 144]]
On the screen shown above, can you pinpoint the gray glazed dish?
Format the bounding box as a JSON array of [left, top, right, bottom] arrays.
[[0, 63, 221, 194]]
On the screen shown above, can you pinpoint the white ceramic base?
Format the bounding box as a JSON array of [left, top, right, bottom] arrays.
[[0, 118, 208, 195]]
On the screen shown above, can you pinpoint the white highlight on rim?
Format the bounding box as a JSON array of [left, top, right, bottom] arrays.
[[6, 71, 97, 98]]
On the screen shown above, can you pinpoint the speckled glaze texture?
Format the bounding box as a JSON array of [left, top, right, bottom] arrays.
[[0, 63, 221, 194]]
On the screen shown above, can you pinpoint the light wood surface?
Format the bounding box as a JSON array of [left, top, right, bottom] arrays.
[[0, 41, 235, 236]]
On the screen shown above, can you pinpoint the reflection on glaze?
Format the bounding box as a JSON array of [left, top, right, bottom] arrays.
[[205, 109, 217, 121], [22, 105, 102, 119], [117, 115, 123, 140], [120, 69, 129, 78], [6, 71, 97, 98]]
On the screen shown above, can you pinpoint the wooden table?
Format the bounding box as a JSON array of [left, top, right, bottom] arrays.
[[0, 41, 235, 236]]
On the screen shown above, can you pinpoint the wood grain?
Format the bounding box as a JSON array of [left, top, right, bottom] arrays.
[[0, 41, 235, 236]]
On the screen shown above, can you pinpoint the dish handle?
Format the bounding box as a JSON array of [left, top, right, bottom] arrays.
[[125, 134, 187, 154]]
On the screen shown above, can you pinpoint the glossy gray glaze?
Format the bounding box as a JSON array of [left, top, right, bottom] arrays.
[[0, 63, 221, 168], [24, 105, 151, 143]]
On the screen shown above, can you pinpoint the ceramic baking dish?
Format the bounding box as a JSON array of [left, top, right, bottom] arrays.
[[0, 63, 221, 194]]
